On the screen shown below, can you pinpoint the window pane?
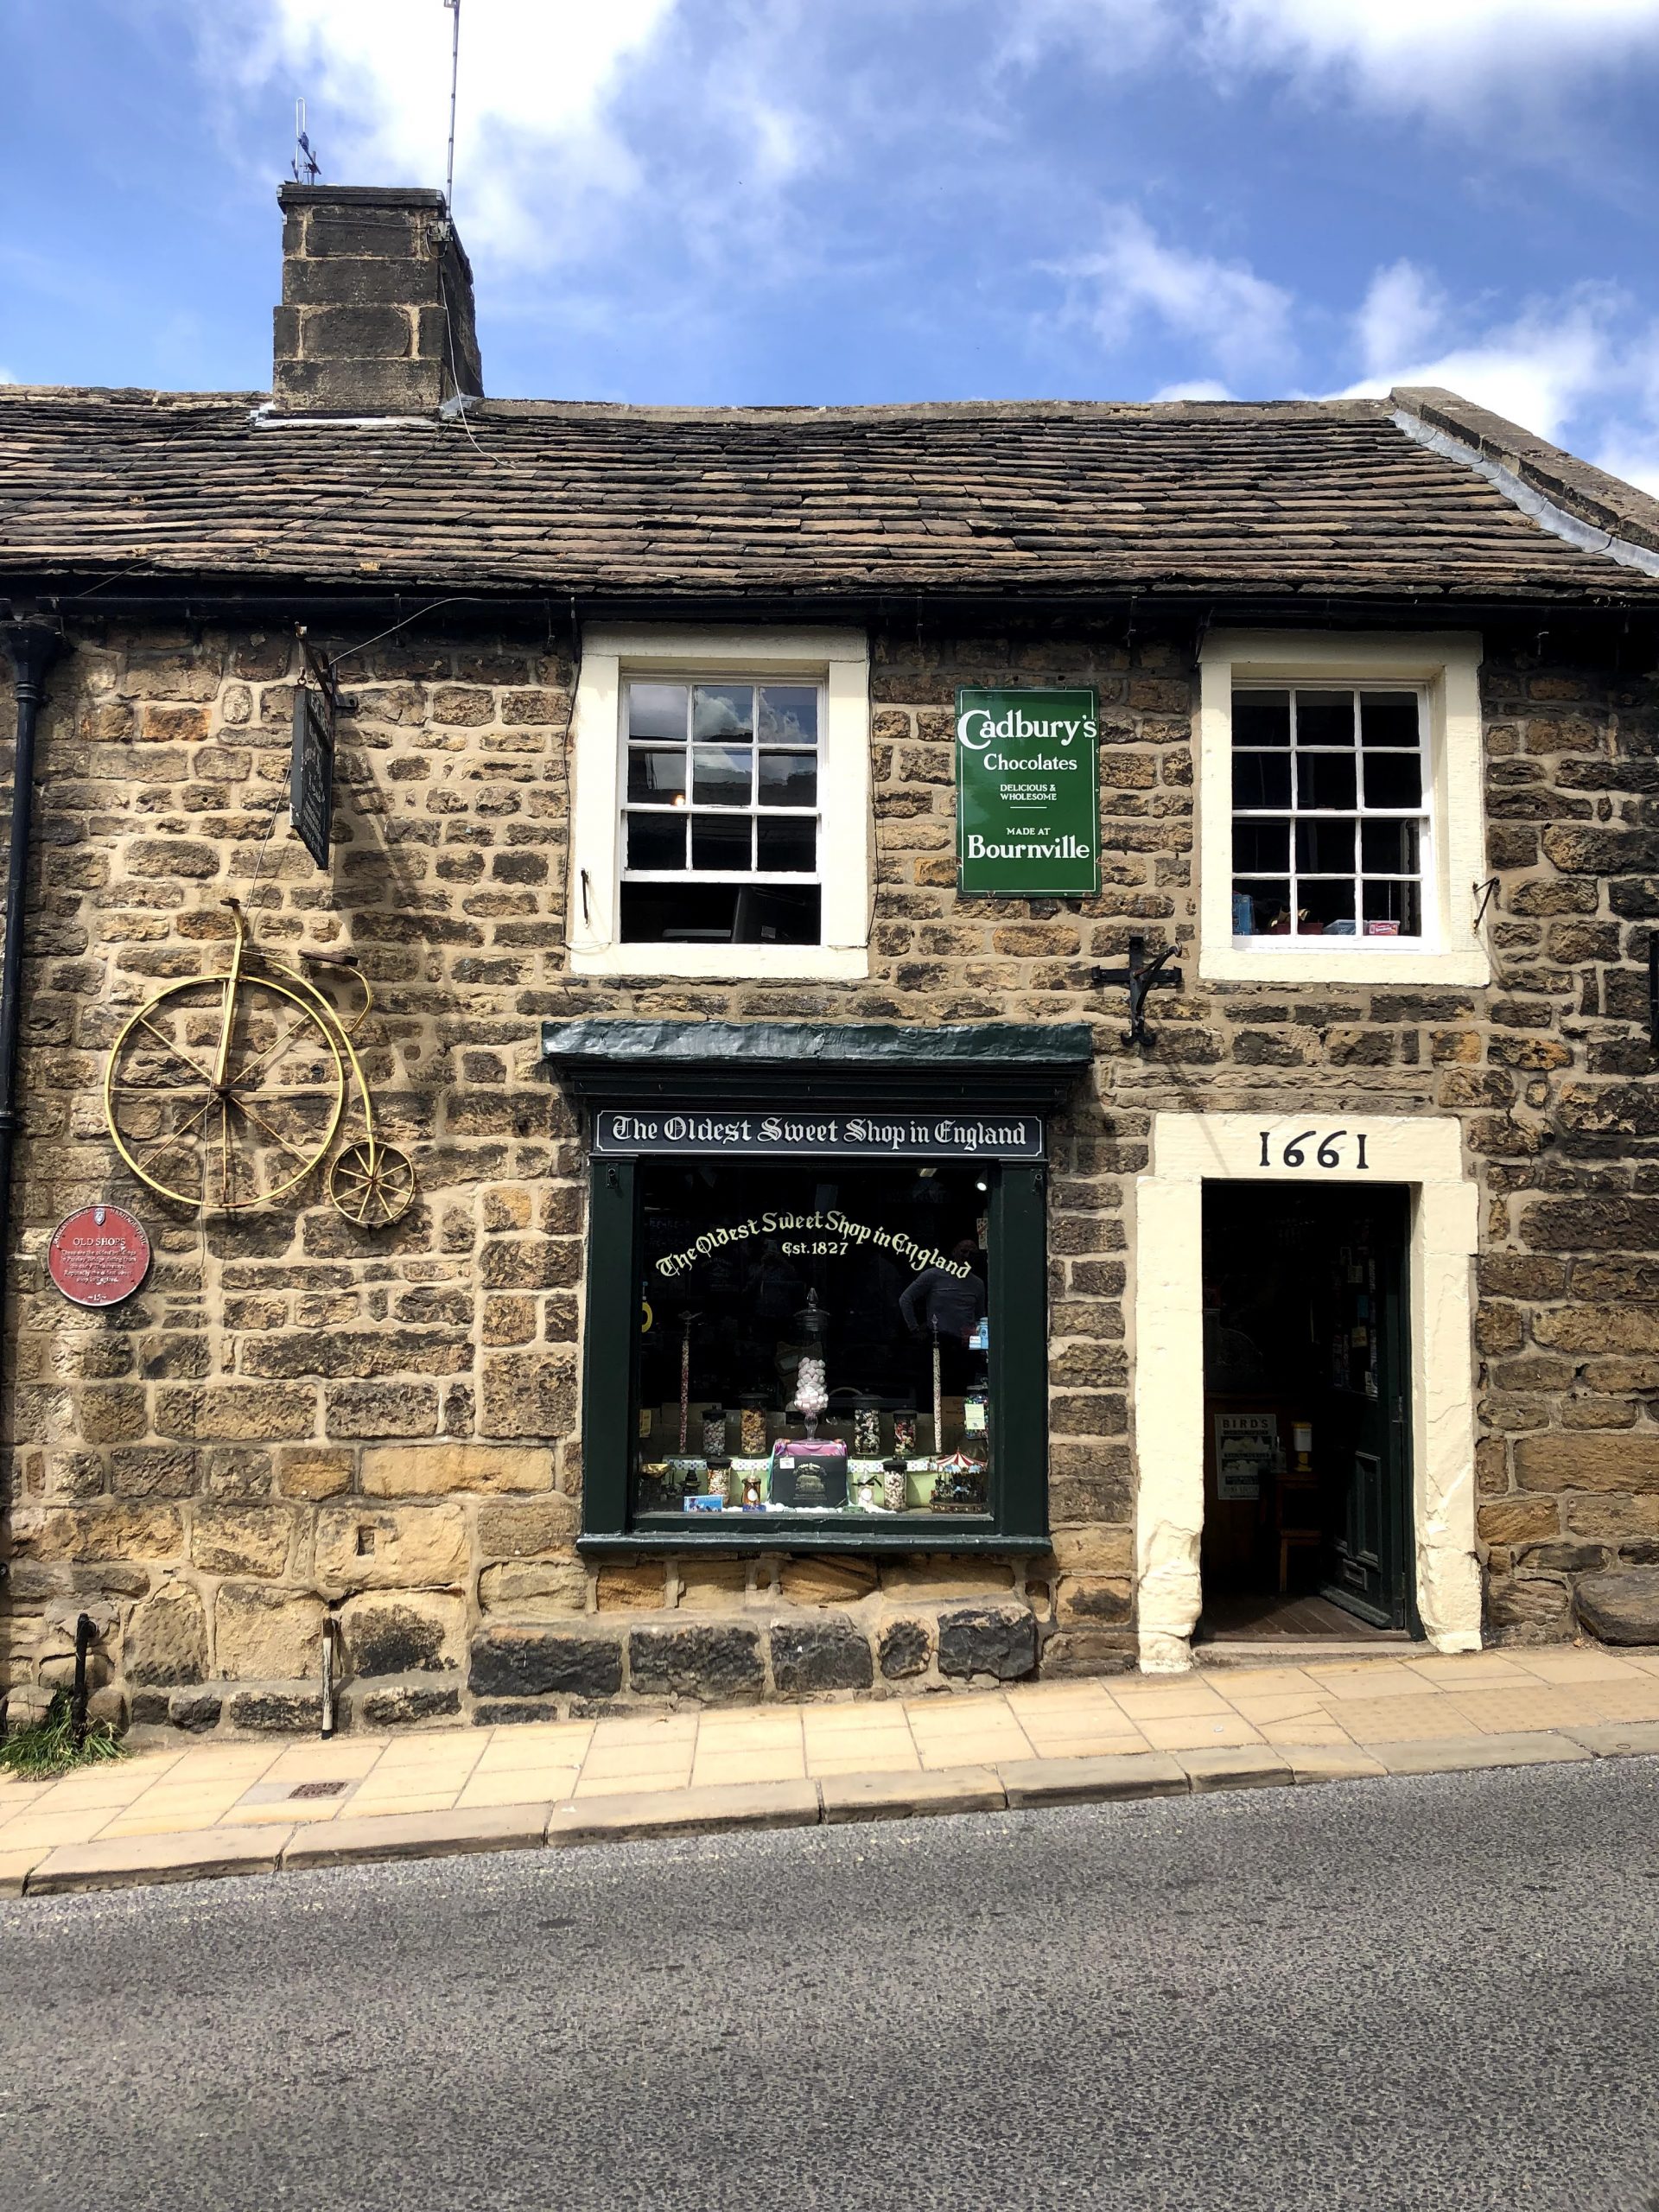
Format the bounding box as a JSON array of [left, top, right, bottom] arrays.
[[1296, 751, 1357, 809], [1294, 818, 1356, 874], [628, 683, 686, 741], [1298, 878, 1356, 934], [693, 684, 754, 741], [1363, 752, 1422, 808], [1233, 879, 1292, 934], [627, 747, 686, 804], [631, 1160, 992, 1519], [758, 686, 819, 746], [620, 883, 821, 945], [1234, 752, 1292, 808], [692, 746, 753, 806], [1233, 818, 1289, 872], [692, 815, 753, 871], [1361, 818, 1421, 873], [757, 818, 817, 873], [1363, 879, 1423, 936], [1295, 691, 1354, 748], [1360, 692, 1420, 748], [627, 813, 686, 871], [1233, 691, 1290, 747], [759, 751, 818, 807]]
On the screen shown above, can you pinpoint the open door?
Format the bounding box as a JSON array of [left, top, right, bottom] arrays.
[[1199, 1184, 1414, 1640]]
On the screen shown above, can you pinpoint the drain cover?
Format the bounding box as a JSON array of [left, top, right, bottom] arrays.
[[289, 1780, 347, 1800]]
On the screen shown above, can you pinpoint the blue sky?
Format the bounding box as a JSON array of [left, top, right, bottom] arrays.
[[7, 0, 1659, 487]]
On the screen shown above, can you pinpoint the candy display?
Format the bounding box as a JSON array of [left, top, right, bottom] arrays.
[[630, 1162, 995, 1522]]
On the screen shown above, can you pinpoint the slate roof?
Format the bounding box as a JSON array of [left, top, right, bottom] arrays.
[[3, 384, 1657, 606]]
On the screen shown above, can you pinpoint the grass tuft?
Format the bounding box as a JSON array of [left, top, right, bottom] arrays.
[[0, 1693, 127, 1781]]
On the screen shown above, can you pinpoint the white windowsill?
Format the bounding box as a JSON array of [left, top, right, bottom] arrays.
[[569, 943, 868, 981]]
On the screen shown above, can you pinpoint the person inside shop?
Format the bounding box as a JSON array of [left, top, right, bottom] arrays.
[[900, 1241, 988, 1399]]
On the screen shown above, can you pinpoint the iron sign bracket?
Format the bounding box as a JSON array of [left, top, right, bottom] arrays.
[[1090, 934, 1184, 1049]]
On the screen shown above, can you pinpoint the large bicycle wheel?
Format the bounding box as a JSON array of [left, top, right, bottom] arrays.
[[105, 971, 346, 1213]]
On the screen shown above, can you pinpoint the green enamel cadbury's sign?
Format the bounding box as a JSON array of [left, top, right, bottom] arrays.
[[956, 688, 1100, 894]]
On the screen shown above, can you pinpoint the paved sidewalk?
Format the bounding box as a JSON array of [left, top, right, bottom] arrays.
[[6, 1643, 1659, 1897]]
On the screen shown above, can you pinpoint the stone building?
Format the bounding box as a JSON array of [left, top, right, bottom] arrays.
[[3, 183, 1659, 1739]]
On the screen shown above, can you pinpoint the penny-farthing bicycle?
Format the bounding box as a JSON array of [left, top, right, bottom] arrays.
[[104, 899, 416, 1226]]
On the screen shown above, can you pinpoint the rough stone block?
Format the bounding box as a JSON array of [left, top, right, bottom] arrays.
[[770, 1618, 874, 1694], [596, 1561, 667, 1611], [467, 1626, 623, 1700], [1573, 1567, 1659, 1644], [355, 1683, 462, 1728], [878, 1618, 931, 1679], [215, 1584, 325, 1680], [627, 1624, 764, 1701], [189, 1505, 295, 1578], [361, 1442, 549, 1497], [277, 1447, 353, 1500], [314, 1503, 468, 1592], [779, 1556, 880, 1605], [1513, 1434, 1659, 1494], [124, 1582, 207, 1687], [340, 1591, 465, 1675], [168, 1689, 222, 1733], [226, 1690, 321, 1732], [475, 1497, 581, 1559], [938, 1605, 1038, 1682], [477, 1560, 588, 1618]]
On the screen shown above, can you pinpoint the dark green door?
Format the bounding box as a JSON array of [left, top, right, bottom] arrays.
[[1321, 1190, 1413, 1630]]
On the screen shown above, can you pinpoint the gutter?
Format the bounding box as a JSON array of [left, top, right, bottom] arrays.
[[0, 622, 64, 1347]]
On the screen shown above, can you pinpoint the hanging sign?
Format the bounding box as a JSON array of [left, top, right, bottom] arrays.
[[594, 1109, 1043, 1160], [47, 1204, 152, 1308], [956, 687, 1100, 895], [289, 639, 339, 871]]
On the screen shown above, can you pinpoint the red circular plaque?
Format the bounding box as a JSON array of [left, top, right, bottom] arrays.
[[47, 1204, 152, 1309]]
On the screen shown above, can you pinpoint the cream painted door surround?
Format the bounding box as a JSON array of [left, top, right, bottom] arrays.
[[1132, 1113, 1483, 1671]]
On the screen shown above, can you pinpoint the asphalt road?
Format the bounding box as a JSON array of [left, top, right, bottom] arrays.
[[3, 1760, 1658, 2212]]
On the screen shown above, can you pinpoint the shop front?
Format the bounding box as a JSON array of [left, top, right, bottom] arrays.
[[543, 1021, 1094, 1563]]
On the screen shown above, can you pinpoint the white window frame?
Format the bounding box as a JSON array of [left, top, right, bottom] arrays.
[[1198, 630, 1490, 987], [567, 626, 872, 981]]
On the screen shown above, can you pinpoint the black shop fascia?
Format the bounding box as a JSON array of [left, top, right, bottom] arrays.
[[543, 1020, 1092, 1555]]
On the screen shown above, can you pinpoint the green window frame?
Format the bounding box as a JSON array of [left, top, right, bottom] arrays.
[[578, 1153, 1051, 1555]]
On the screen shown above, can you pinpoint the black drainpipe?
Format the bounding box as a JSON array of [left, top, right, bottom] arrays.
[[0, 622, 64, 1327]]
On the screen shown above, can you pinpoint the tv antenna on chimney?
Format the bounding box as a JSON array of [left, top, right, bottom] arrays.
[[443, 0, 461, 213], [291, 98, 321, 185]]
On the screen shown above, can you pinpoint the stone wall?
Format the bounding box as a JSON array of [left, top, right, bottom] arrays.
[[2, 613, 1655, 1738]]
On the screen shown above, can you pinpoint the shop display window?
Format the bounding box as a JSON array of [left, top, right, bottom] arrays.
[[630, 1160, 995, 1524]]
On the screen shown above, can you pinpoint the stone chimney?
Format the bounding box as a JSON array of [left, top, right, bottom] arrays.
[[273, 185, 484, 416]]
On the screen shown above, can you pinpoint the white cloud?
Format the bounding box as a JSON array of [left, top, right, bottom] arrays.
[[1205, 0, 1659, 113], [1152, 378, 1236, 401], [1340, 257, 1659, 494], [192, 0, 688, 264], [1058, 208, 1294, 382]]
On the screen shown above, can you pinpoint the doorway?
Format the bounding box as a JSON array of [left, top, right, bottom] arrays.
[[1197, 1182, 1414, 1640]]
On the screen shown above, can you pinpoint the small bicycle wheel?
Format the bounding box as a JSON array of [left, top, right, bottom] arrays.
[[105, 972, 346, 1213], [329, 1141, 416, 1228]]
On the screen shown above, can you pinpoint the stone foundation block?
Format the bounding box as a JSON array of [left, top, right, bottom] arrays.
[[878, 1618, 931, 1679], [938, 1604, 1037, 1682], [354, 1682, 462, 1728], [468, 1626, 623, 1700], [627, 1624, 764, 1701], [227, 1689, 321, 1732], [770, 1618, 874, 1694], [1573, 1566, 1659, 1643]]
